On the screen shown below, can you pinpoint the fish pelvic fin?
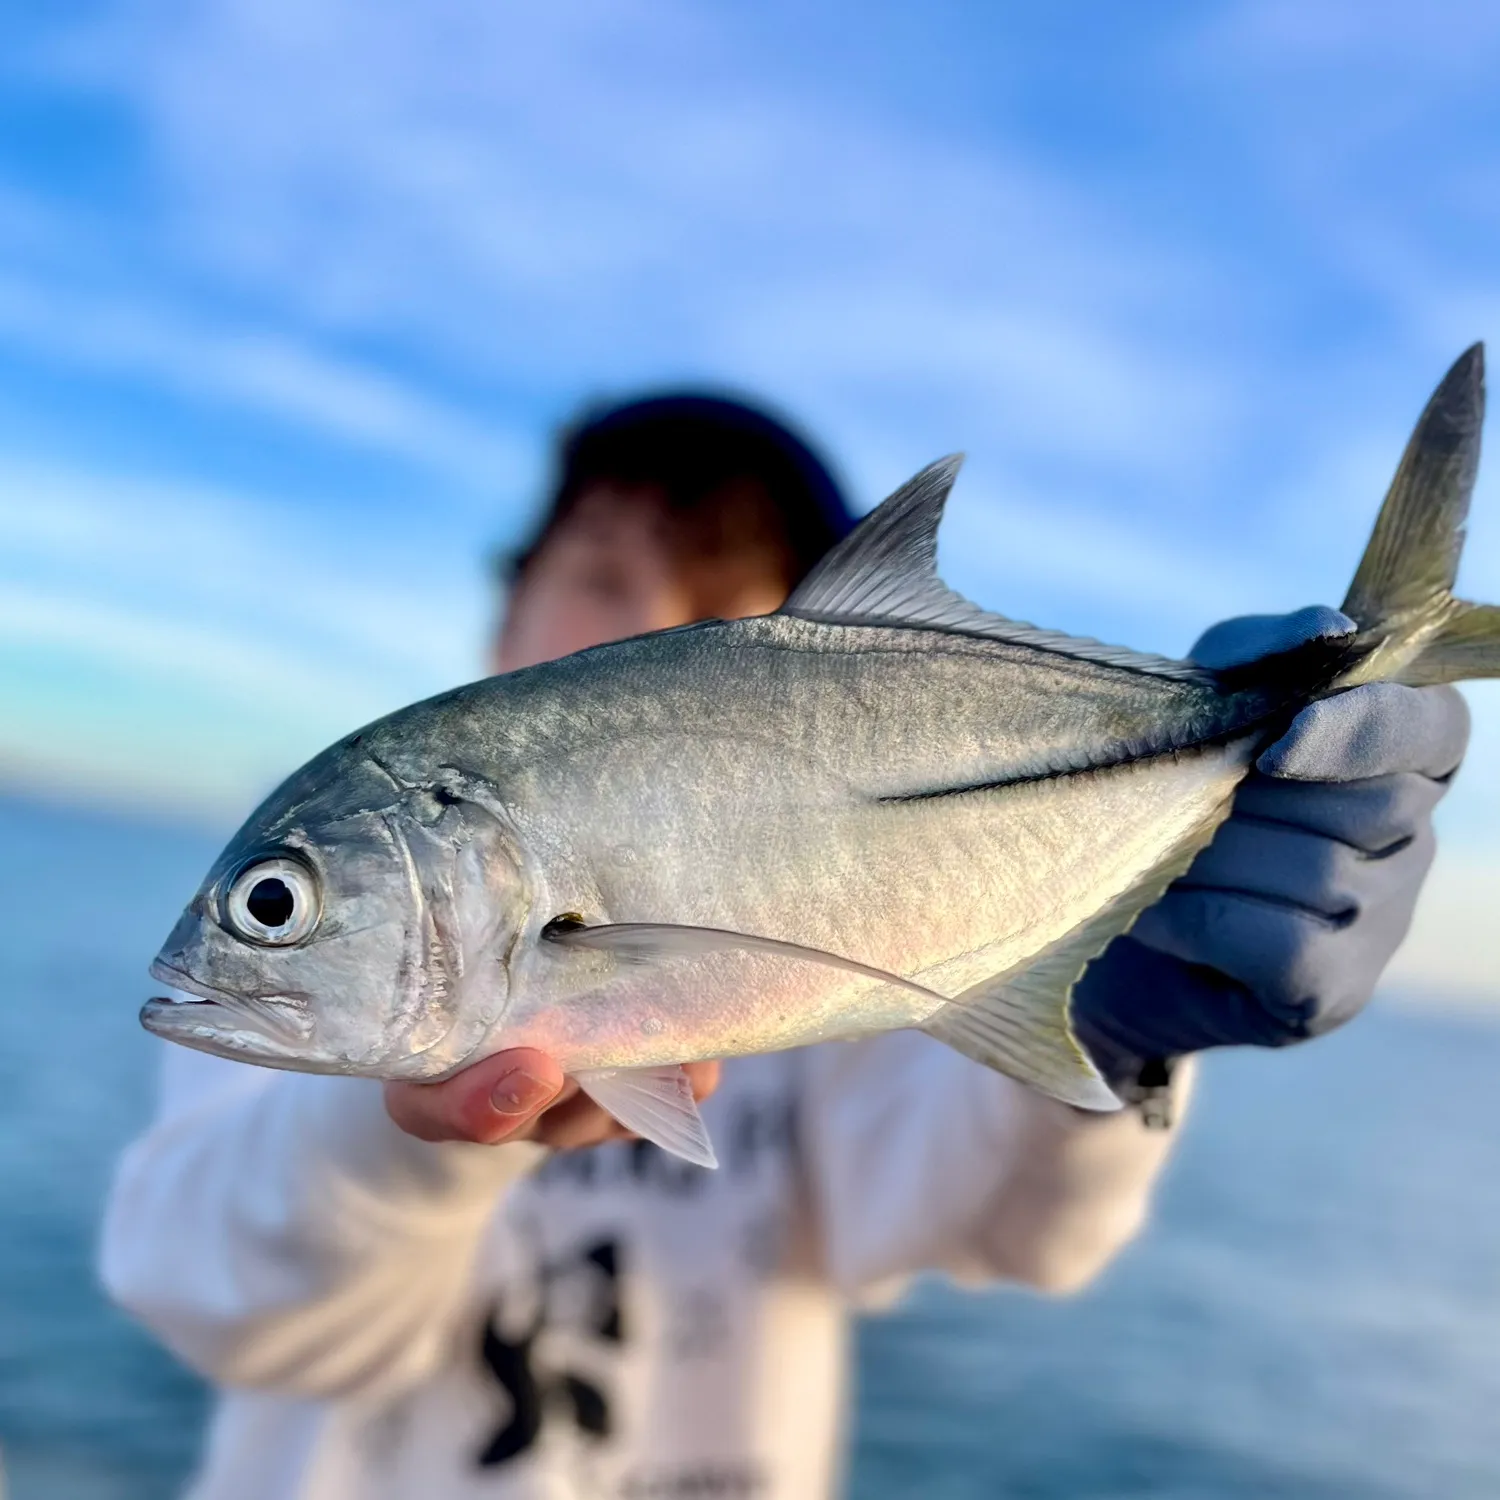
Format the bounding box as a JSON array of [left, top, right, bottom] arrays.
[[1340, 344, 1500, 687], [574, 1064, 718, 1169], [923, 792, 1239, 1112]]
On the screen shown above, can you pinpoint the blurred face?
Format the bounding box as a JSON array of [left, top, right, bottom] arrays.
[[493, 482, 794, 672]]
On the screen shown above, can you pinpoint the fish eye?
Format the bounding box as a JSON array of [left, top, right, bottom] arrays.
[[223, 856, 321, 946]]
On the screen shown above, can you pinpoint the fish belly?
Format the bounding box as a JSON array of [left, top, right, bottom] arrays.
[[507, 738, 1250, 1073], [488, 624, 1258, 1072]]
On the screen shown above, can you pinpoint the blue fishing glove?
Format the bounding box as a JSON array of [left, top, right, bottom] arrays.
[[1071, 606, 1470, 1103]]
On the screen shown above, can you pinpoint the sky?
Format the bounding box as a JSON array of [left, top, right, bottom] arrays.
[[2, 0, 1499, 998]]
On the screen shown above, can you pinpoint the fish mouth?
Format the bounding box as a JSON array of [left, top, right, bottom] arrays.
[[144, 960, 315, 1051]]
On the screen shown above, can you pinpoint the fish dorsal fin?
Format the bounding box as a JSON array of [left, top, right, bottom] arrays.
[[785, 455, 965, 620], [784, 456, 1210, 684]]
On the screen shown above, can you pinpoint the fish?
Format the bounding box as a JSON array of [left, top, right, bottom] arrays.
[[144, 346, 1500, 1168]]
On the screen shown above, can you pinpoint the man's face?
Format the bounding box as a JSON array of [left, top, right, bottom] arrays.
[[493, 482, 792, 673]]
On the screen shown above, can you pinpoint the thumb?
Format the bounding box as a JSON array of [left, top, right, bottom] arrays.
[[385, 1048, 567, 1145], [1189, 605, 1356, 672]]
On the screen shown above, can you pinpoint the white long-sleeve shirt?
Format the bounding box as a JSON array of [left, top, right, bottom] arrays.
[[101, 1036, 1190, 1499]]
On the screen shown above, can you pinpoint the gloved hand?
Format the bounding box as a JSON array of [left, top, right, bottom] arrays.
[[1071, 606, 1470, 1095]]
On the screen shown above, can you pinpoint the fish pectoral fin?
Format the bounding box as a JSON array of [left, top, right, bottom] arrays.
[[573, 1064, 719, 1169], [925, 797, 1239, 1112], [544, 921, 947, 1003]]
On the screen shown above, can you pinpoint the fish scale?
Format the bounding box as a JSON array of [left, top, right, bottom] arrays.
[[144, 346, 1500, 1168]]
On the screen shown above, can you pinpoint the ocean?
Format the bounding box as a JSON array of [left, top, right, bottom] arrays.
[[1, 789, 1498, 1499]]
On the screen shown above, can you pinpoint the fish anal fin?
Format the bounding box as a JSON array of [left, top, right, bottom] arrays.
[[573, 1064, 718, 1169], [924, 796, 1238, 1111]]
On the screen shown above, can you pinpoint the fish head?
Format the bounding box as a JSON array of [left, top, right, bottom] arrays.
[[143, 742, 528, 1079]]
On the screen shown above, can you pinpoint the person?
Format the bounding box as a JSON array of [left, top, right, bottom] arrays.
[[102, 392, 1469, 1499]]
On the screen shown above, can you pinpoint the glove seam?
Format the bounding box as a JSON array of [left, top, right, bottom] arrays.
[[1225, 808, 1413, 860], [1166, 880, 1357, 930]]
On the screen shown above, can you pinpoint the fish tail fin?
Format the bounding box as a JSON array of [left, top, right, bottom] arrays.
[[1339, 343, 1500, 687], [1391, 603, 1500, 687]]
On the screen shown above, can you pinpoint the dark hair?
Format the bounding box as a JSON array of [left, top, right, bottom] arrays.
[[501, 391, 855, 588]]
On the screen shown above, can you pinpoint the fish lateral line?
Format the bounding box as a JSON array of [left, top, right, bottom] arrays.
[[874, 729, 1270, 805]]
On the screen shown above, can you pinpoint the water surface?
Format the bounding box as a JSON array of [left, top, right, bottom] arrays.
[[1, 792, 1496, 1498]]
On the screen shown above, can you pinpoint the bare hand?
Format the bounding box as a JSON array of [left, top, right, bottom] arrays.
[[384, 1049, 721, 1149]]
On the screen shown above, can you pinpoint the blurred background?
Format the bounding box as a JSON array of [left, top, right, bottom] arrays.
[[3, 2, 1500, 1496]]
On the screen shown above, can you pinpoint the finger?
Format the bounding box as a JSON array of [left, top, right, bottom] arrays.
[[1178, 820, 1361, 923], [384, 1048, 566, 1145], [681, 1059, 721, 1103], [1075, 936, 1292, 1057], [1189, 606, 1356, 672], [531, 1091, 629, 1152], [1131, 824, 1435, 1025], [1258, 683, 1470, 783], [1179, 814, 1428, 920], [1230, 770, 1446, 854]]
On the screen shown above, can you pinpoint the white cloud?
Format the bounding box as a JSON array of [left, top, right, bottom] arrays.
[[0, 583, 391, 722], [1190, 0, 1500, 80], [0, 277, 530, 490], [1180, 0, 1500, 375], [0, 460, 487, 682], [0, 457, 499, 817], [1384, 848, 1500, 1006], [1, 0, 1498, 906], [26, 0, 1241, 494]]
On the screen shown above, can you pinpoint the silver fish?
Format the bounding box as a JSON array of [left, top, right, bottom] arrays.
[[145, 347, 1500, 1167]]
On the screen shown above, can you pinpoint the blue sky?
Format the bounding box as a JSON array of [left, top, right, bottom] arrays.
[[2, 0, 1499, 996]]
